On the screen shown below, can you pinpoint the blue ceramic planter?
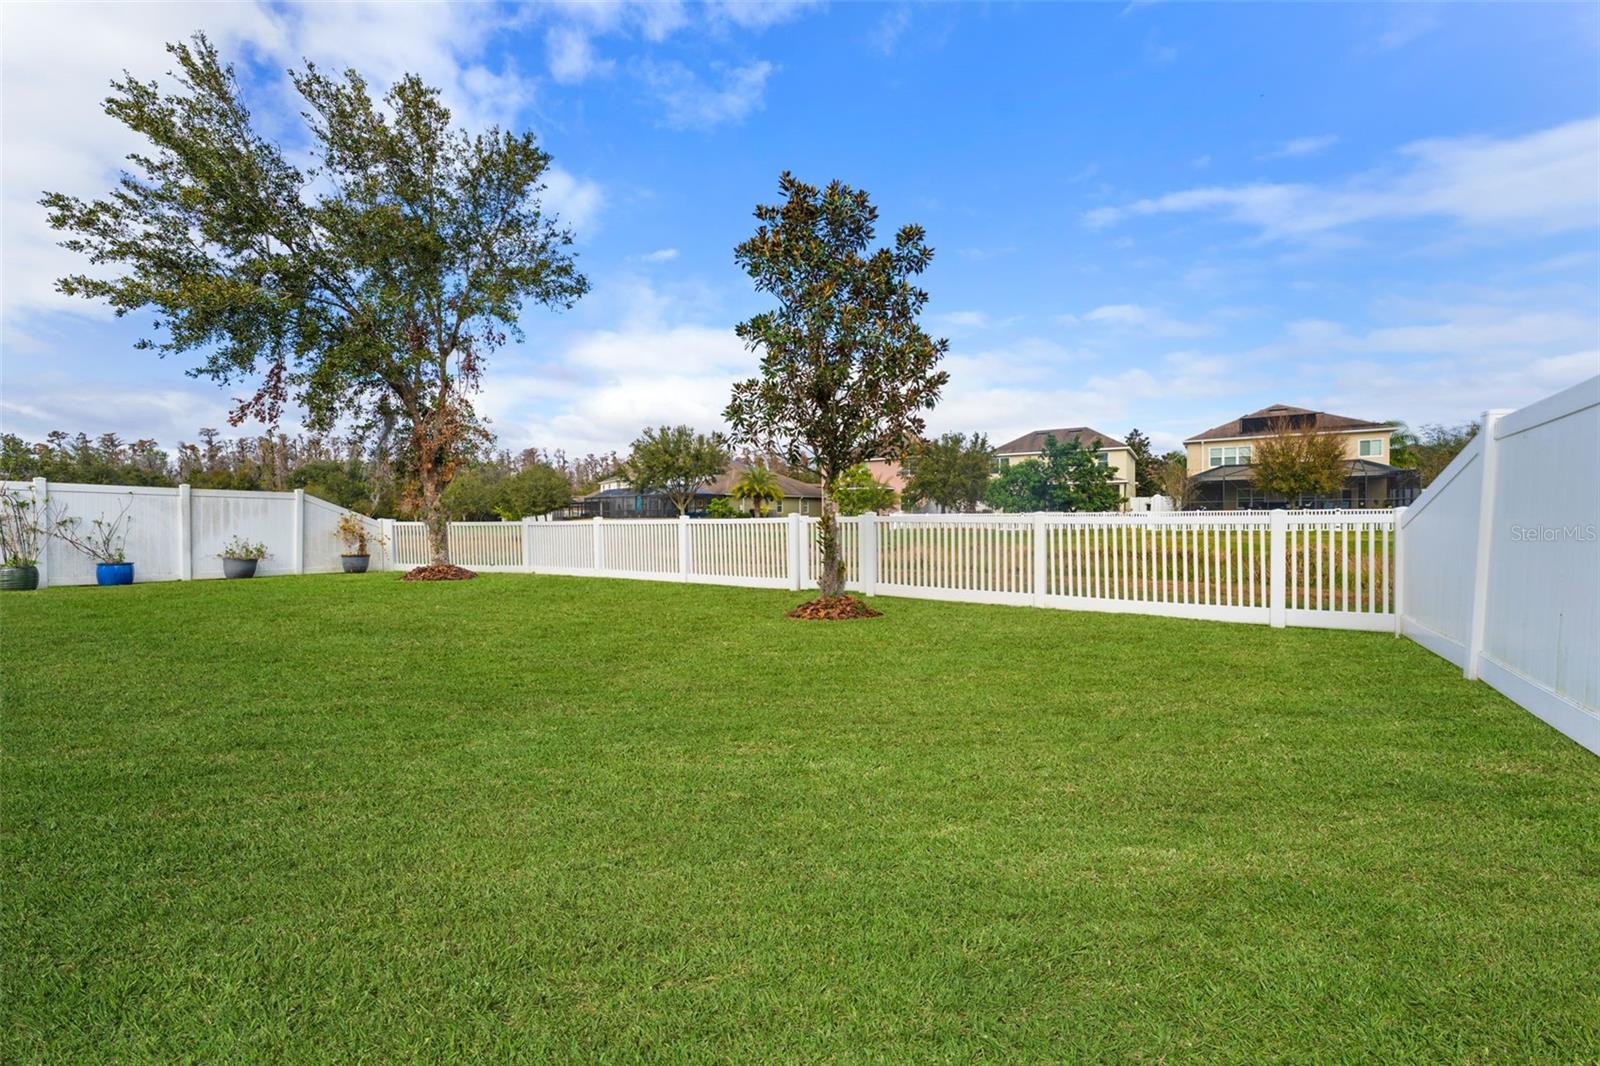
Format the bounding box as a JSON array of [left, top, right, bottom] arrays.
[[96, 562, 134, 586]]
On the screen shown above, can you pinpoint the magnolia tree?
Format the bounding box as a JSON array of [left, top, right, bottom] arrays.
[[725, 173, 948, 601], [42, 35, 588, 564]]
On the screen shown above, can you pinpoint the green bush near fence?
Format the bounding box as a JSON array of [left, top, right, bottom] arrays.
[[3, 576, 1597, 1062]]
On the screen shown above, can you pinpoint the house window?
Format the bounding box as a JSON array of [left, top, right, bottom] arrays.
[[1359, 439, 1383, 457], [1094, 453, 1109, 467], [1208, 445, 1252, 468]]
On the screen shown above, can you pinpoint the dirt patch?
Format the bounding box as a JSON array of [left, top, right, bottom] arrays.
[[402, 564, 479, 582], [787, 596, 882, 621]]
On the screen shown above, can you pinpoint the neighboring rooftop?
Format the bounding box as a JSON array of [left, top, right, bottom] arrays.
[[1185, 404, 1391, 443], [581, 460, 822, 501], [993, 427, 1129, 454]]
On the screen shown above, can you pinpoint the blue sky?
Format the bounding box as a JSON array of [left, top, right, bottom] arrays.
[[3, 1, 1597, 457]]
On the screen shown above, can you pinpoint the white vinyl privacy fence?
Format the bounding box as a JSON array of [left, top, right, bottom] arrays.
[[391, 510, 1400, 632], [1396, 375, 1599, 754], [2, 478, 385, 586]]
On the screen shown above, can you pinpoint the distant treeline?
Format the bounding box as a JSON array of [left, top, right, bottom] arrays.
[[0, 429, 623, 520]]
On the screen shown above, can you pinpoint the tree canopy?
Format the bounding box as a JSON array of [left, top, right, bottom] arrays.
[[1251, 425, 1348, 502], [443, 463, 572, 521], [1389, 420, 1479, 487], [627, 425, 730, 515], [833, 464, 899, 516], [41, 34, 587, 562], [1123, 428, 1163, 497], [901, 433, 992, 513], [725, 173, 947, 598], [984, 435, 1121, 513]]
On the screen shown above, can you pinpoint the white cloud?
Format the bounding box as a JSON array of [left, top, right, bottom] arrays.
[[933, 310, 990, 330], [1260, 134, 1338, 160], [0, 1, 605, 319], [1076, 304, 1212, 338], [541, 168, 606, 234], [1374, 9, 1440, 51], [930, 345, 1236, 451], [1087, 117, 1600, 240], [487, 324, 752, 454], [0, 381, 280, 445], [546, 24, 614, 84], [640, 248, 680, 263], [705, 0, 821, 31], [637, 59, 775, 130], [871, 6, 913, 55]]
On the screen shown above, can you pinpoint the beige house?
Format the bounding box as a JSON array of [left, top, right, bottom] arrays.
[[991, 427, 1136, 505], [1183, 404, 1416, 509]]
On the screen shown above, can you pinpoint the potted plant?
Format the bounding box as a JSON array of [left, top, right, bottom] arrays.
[[218, 536, 269, 579], [0, 488, 48, 591], [54, 500, 134, 585], [335, 513, 382, 573]]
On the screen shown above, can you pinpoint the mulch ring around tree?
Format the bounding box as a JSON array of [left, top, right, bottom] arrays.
[[402, 564, 479, 582], [786, 596, 882, 621]]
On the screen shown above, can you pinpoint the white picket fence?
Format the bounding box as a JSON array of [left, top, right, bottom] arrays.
[[1396, 375, 1599, 754], [1, 478, 386, 586], [389, 509, 1398, 632]]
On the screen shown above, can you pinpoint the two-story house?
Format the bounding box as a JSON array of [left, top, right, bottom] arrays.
[[1183, 404, 1418, 509], [990, 427, 1136, 507]]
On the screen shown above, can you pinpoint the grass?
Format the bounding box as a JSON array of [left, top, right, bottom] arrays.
[[3, 574, 1597, 1062]]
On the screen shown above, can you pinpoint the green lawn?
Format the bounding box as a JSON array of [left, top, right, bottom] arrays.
[[3, 575, 1596, 1062]]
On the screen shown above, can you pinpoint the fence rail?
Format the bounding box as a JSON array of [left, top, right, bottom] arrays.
[[384, 510, 1398, 633]]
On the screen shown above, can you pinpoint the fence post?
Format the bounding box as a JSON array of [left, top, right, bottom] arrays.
[[177, 483, 193, 580], [380, 518, 396, 570], [592, 516, 605, 574], [1268, 508, 1287, 628], [291, 488, 306, 575], [521, 516, 535, 574], [1031, 512, 1048, 606], [787, 513, 803, 591], [1463, 410, 1509, 681], [31, 476, 48, 589], [1391, 506, 1407, 636], [678, 513, 692, 582], [859, 512, 879, 597]]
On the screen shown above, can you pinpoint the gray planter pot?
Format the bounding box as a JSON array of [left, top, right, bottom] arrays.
[[222, 557, 259, 579], [0, 564, 39, 591], [341, 554, 370, 573]]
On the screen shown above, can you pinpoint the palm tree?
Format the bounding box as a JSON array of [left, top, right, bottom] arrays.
[[730, 464, 784, 516]]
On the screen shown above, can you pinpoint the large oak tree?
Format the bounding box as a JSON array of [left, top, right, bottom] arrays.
[[725, 173, 948, 600], [42, 35, 587, 563]]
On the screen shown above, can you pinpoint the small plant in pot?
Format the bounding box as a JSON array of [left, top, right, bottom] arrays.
[[335, 514, 382, 573], [54, 499, 134, 585], [218, 536, 269, 579], [0, 488, 49, 591]]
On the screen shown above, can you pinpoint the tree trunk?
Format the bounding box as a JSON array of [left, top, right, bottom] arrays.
[[817, 492, 845, 598], [419, 462, 450, 565]]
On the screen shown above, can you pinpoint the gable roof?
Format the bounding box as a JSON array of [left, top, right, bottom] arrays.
[[1185, 404, 1390, 443], [703, 461, 822, 499], [993, 426, 1128, 454], [583, 461, 823, 501]]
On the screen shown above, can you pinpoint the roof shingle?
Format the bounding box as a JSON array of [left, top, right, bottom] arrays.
[[992, 426, 1128, 454], [1184, 405, 1390, 443]]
